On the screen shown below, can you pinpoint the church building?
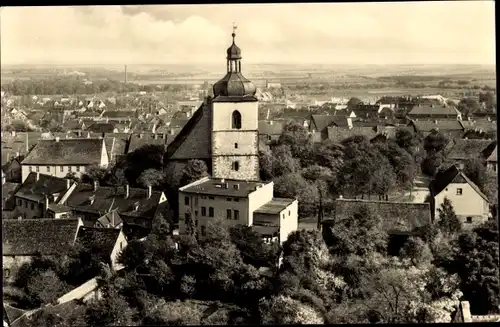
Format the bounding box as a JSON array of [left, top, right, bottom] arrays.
[[170, 27, 298, 243]]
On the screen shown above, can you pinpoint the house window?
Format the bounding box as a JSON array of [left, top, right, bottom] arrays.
[[60, 166, 64, 172], [76, 166, 80, 172], [25, 201, 28, 208], [232, 161, 240, 171], [227, 209, 232, 219], [209, 207, 214, 217], [234, 143, 238, 149], [234, 198, 239, 202], [184, 196, 190, 205], [267, 135, 272, 141], [201, 207, 206, 216], [35, 166, 39, 172], [29, 166, 32, 172], [30, 203, 34, 210], [208, 196, 215, 200], [195, 220, 198, 227], [46, 166, 50, 173], [234, 210, 239, 220], [227, 198, 232, 202], [18, 199, 21, 206], [201, 226, 206, 236], [68, 166, 72, 172], [456, 188, 463, 195], [289, 210, 291, 216], [466, 216, 473, 224], [4, 269, 10, 278], [232, 110, 242, 129]]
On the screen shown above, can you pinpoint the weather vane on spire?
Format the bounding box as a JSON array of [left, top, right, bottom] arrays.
[[232, 22, 237, 38]]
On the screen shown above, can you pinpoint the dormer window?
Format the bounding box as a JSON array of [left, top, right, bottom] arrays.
[[232, 110, 242, 129]]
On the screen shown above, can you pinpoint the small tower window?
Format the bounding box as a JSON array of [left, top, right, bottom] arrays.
[[234, 143, 238, 149], [232, 161, 240, 171], [232, 110, 242, 129]]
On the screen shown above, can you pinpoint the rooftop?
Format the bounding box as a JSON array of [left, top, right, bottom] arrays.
[[75, 227, 121, 261], [446, 139, 496, 160], [430, 165, 489, 202], [22, 138, 104, 165], [14, 172, 71, 203], [2, 218, 80, 256], [412, 120, 464, 132], [254, 198, 295, 215], [408, 104, 459, 116], [180, 177, 268, 198]]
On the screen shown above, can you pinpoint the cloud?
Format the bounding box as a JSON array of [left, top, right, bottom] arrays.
[[0, 2, 496, 65]]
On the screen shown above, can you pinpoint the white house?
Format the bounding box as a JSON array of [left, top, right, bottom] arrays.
[[430, 165, 491, 228]]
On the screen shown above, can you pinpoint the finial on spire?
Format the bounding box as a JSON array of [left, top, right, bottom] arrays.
[[232, 22, 237, 40]]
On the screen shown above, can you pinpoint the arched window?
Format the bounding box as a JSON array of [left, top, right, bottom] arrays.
[[232, 110, 242, 129]]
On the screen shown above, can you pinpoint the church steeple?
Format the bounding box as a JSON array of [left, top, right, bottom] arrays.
[[213, 24, 256, 99], [226, 23, 242, 73]]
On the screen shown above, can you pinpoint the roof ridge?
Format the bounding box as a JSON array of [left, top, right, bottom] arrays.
[[336, 198, 429, 206]]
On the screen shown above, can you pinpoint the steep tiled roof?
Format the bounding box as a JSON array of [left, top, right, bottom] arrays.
[[408, 104, 459, 116], [445, 139, 497, 160], [22, 138, 104, 165], [64, 183, 163, 219], [487, 145, 497, 162], [327, 126, 378, 143], [311, 115, 348, 131], [430, 165, 489, 202], [258, 120, 284, 136], [97, 210, 123, 228], [127, 133, 169, 153], [412, 120, 464, 133], [1, 132, 44, 165], [101, 110, 136, 118], [2, 218, 80, 256], [332, 198, 432, 233], [87, 123, 115, 133], [14, 172, 71, 203], [75, 227, 120, 260]]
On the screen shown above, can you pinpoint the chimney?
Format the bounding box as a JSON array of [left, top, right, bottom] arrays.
[[221, 178, 225, 184], [148, 185, 152, 199], [55, 137, 60, 142], [93, 180, 98, 191], [2, 173, 5, 185], [134, 201, 139, 211], [15, 151, 19, 158], [36, 172, 40, 181], [225, 183, 229, 189], [26, 133, 29, 152], [434, 120, 438, 124], [89, 195, 95, 205], [45, 195, 49, 211], [87, 132, 91, 138], [67, 179, 71, 189], [125, 184, 130, 199], [339, 195, 343, 199]]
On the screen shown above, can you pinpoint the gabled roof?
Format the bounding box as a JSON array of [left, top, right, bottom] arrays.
[[64, 183, 164, 219], [22, 138, 104, 165], [412, 120, 464, 132], [460, 119, 497, 132], [310, 115, 348, 131], [408, 104, 459, 116], [87, 123, 115, 133], [97, 210, 123, 228], [331, 198, 432, 233], [2, 219, 80, 256], [2, 182, 20, 199], [14, 172, 71, 203], [101, 110, 136, 118], [487, 145, 497, 162], [446, 139, 497, 160], [127, 133, 169, 153], [430, 165, 489, 202], [75, 227, 121, 261]]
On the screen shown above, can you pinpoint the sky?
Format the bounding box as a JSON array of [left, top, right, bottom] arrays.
[[0, 2, 496, 66]]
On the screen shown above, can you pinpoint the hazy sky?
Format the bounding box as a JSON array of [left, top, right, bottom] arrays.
[[0, 2, 496, 66]]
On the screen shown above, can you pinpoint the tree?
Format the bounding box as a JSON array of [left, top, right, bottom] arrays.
[[141, 299, 203, 326], [82, 165, 107, 184], [268, 144, 301, 178], [277, 121, 313, 161], [273, 172, 319, 216], [84, 288, 137, 326], [136, 168, 165, 188], [436, 198, 462, 237], [394, 127, 422, 156], [347, 97, 363, 108], [229, 225, 280, 268], [421, 152, 444, 177], [448, 220, 499, 314], [25, 270, 70, 307], [107, 167, 127, 187], [258, 295, 324, 324], [458, 97, 481, 116], [179, 159, 208, 187], [399, 237, 433, 267], [65, 171, 80, 184], [463, 158, 488, 190], [424, 131, 449, 154]]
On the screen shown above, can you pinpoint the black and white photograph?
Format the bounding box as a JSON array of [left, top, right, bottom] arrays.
[[1, 1, 499, 325]]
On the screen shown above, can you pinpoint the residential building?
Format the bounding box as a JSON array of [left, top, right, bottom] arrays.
[[2, 218, 83, 283], [444, 139, 497, 168], [74, 227, 128, 271], [429, 165, 491, 227], [258, 120, 284, 145], [94, 210, 123, 229], [12, 172, 76, 220], [20, 138, 109, 182], [127, 133, 170, 154], [409, 120, 465, 138], [2, 173, 20, 213], [486, 145, 497, 172], [179, 177, 298, 243], [407, 104, 462, 120], [2, 157, 22, 183]]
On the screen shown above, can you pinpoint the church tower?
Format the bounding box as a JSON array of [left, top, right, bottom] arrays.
[[210, 25, 260, 181]]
